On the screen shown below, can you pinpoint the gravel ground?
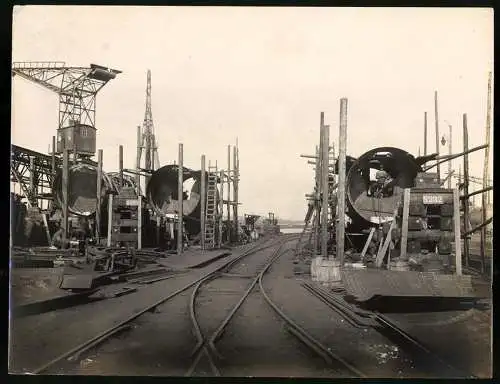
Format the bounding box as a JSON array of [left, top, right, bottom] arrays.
[[216, 289, 340, 377], [263, 252, 420, 378], [9, 235, 490, 378], [49, 238, 290, 376], [9, 241, 269, 374], [385, 308, 491, 378], [52, 291, 196, 376], [10, 267, 66, 306]]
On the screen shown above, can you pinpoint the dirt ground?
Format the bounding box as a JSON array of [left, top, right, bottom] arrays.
[[8, 237, 492, 378]]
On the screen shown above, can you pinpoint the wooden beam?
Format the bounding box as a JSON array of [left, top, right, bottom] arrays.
[[138, 195, 142, 250], [481, 71, 492, 275], [461, 186, 493, 200], [434, 91, 440, 180], [96, 149, 103, 242], [233, 146, 239, 242], [62, 149, 69, 248], [360, 227, 375, 259], [337, 100, 348, 264], [136, 126, 142, 194], [400, 188, 410, 261], [462, 114, 470, 268], [226, 145, 231, 242], [219, 170, 224, 247], [453, 189, 462, 276], [107, 194, 113, 247], [177, 143, 184, 254], [51, 136, 56, 178], [462, 217, 493, 238], [321, 124, 330, 258]]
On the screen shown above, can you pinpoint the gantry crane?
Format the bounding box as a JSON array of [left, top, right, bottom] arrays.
[[11, 61, 121, 206]]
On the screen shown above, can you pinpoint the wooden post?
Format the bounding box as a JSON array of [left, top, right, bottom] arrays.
[[453, 188, 462, 276], [219, 170, 224, 247], [400, 188, 411, 261], [233, 146, 239, 242], [119, 145, 124, 188], [138, 195, 142, 250], [62, 149, 69, 248], [360, 228, 375, 259], [227, 145, 231, 242], [314, 144, 321, 256], [201, 155, 206, 250], [462, 114, 470, 268], [177, 143, 183, 254], [481, 71, 492, 275], [458, 164, 462, 188], [424, 111, 428, 156], [434, 91, 441, 181], [321, 124, 330, 258], [42, 213, 52, 246], [337, 99, 348, 265], [107, 194, 113, 247], [136, 126, 142, 194], [96, 149, 103, 242], [51, 136, 56, 177]]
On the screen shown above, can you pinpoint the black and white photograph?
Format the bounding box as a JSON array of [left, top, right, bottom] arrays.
[[9, 6, 493, 378]]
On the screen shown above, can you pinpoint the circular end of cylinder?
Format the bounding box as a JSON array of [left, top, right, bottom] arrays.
[[346, 147, 421, 226], [53, 163, 112, 217], [146, 165, 201, 218]]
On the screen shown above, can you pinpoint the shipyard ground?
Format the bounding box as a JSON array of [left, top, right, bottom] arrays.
[[9, 235, 492, 378]]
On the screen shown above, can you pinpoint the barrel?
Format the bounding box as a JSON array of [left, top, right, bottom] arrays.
[[53, 163, 115, 217]]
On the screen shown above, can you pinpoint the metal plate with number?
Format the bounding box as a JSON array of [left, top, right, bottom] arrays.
[[125, 199, 139, 206], [422, 194, 444, 205]]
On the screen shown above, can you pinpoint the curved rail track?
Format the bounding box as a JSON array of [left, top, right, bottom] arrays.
[[186, 236, 365, 377], [21, 232, 481, 378], [31, 236, 286, 374]]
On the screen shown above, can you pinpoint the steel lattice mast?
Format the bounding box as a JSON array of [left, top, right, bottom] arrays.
[[139, 69, 160, 186]]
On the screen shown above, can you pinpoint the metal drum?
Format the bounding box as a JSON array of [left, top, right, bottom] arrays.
[[53, 163, 115, 217], [346, 147, 422, 230], [146, 164, 218, 236]]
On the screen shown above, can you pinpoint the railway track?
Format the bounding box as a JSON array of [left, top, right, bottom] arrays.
[[15, 233, 486, 377], [301, 282, 478, 378], [30, 235, 292, 374], [186, 235, 363, 377]]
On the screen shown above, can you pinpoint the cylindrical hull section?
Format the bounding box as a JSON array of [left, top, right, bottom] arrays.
[[53, 163, 115, 217], [146, 164, 217, 237], [345, 147, 422, 230]]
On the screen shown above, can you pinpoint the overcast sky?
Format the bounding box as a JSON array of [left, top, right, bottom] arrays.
[[11, 6, 493, 220]]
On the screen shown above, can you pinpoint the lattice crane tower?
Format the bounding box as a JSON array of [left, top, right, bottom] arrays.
[[139, 69, 160, 187], [12, 61, 121, 161]]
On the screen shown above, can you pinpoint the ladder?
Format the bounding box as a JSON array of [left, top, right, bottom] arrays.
[[204, 163, 218, 249]]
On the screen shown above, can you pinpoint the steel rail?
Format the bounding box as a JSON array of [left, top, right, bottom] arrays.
[[30, 236, 288, 374], [302, 281, 477, 378], [258, 262, 366, 377], [186, 235, 299, 376]]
